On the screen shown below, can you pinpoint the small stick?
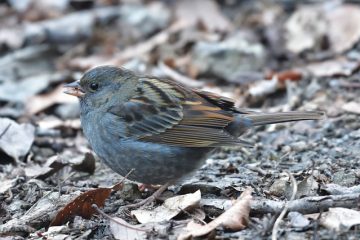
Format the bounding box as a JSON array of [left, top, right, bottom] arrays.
[[112, 168, 135, 191], [271, 171, 298, 240]]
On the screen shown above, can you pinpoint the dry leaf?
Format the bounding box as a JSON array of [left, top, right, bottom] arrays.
[[110, 217, 147, 240], [0, 191, 81, 235], [342, 101, 360, 114], [24, 162, 58, 179], [286, 4, 360, 54], [178, 187, 252, 239], [70, 152, 96, 175], [0, 179, 17, 194], [308, 208, 360, 232], [35, 226, 69, 239], [131, 190, 201, 224], [51, 181, 124, 226], [0, 118, 35, 161], [265, 70, 303, 83], [248, 77, 280, 98], [285, 6, 327, 54], [175, 0, 232, 32], [328, 5, 360, 53], [50, 187, 112, 226], [305, 58, 360, 77]]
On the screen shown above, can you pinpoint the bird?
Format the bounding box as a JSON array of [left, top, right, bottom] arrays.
[[64, 65, 324, 208]]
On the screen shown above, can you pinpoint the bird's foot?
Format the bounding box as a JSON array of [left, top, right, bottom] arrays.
[[137, 183, 161, 192], [121, 183, 170, 210]]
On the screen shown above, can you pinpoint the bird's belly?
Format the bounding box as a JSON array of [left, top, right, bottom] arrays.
[[80, 111, 212, 184], [97, 139, 212, 185]]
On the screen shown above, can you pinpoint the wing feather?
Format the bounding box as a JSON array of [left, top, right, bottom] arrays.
[[108, 77, 251, 147]]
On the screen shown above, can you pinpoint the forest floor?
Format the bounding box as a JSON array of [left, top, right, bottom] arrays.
[[1, 0, 360, 239]]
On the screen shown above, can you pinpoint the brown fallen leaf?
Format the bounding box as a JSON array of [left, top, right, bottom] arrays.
[[50, 170, 133, 226], [265, 69, 303, 83], [178, 187, 252, 240], [50, 187, 113, 226]]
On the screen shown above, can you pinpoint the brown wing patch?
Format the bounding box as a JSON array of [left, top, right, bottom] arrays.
[[142, 89, 251, 147], [110, 76, 251, 147]]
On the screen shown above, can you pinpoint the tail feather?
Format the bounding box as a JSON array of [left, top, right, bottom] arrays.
[[246, 111, 325, 126]]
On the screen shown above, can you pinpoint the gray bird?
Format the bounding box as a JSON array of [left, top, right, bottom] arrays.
[[64, 66, 324, 207]]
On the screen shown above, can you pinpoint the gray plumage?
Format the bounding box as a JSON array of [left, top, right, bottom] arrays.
[[65, 66, 324, 184]]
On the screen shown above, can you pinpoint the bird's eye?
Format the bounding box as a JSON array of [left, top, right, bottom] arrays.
[[90, 83, 98, 91]]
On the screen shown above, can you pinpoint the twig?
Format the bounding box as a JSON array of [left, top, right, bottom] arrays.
[[272, 171, 298, 240], [112, 168, 135, 191], [338, 81, 360, 88], [245, 164, 267, 176], [92, 204, 147, 232], [251, 193, 360, 215], [0, 123, 11, 139], [321, 183, 360, 195], [58, 171, 76, 198], [158, 61, 204, 88]]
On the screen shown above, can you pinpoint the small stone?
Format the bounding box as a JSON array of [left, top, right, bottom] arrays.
[[118, 183, 142, 201], [288, 211, 310, 228], [349, 129, 360, 139], [192, 31, 266, 82], [118, 2, 170, 37], [269, 178, 290, 197], [55, 103, 80, 119], [332, 170, 356, 187], [293, 176, 318, 198], [290, 141, 308, 152]]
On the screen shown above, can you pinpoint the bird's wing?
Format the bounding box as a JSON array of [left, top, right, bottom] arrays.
[[108, 77, 251, 147]]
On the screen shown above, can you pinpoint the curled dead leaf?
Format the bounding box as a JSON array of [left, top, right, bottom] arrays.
[[131, 190, 201, 224], [178, 187, 252, 239], [50, 181, 124, 226]]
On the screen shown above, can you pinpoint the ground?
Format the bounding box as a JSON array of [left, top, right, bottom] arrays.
[[0, 0, 360, 239]]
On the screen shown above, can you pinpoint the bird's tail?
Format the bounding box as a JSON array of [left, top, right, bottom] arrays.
[[245, 111, 325, 126]]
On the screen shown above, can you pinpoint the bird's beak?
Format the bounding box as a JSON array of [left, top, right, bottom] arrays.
[[63, 81, 85, 97]]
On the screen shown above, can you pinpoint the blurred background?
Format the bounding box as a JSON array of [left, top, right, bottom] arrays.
[[1, 0, 360, 238]]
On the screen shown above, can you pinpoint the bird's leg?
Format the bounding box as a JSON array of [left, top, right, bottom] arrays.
[[122, 182, 170, 209]]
